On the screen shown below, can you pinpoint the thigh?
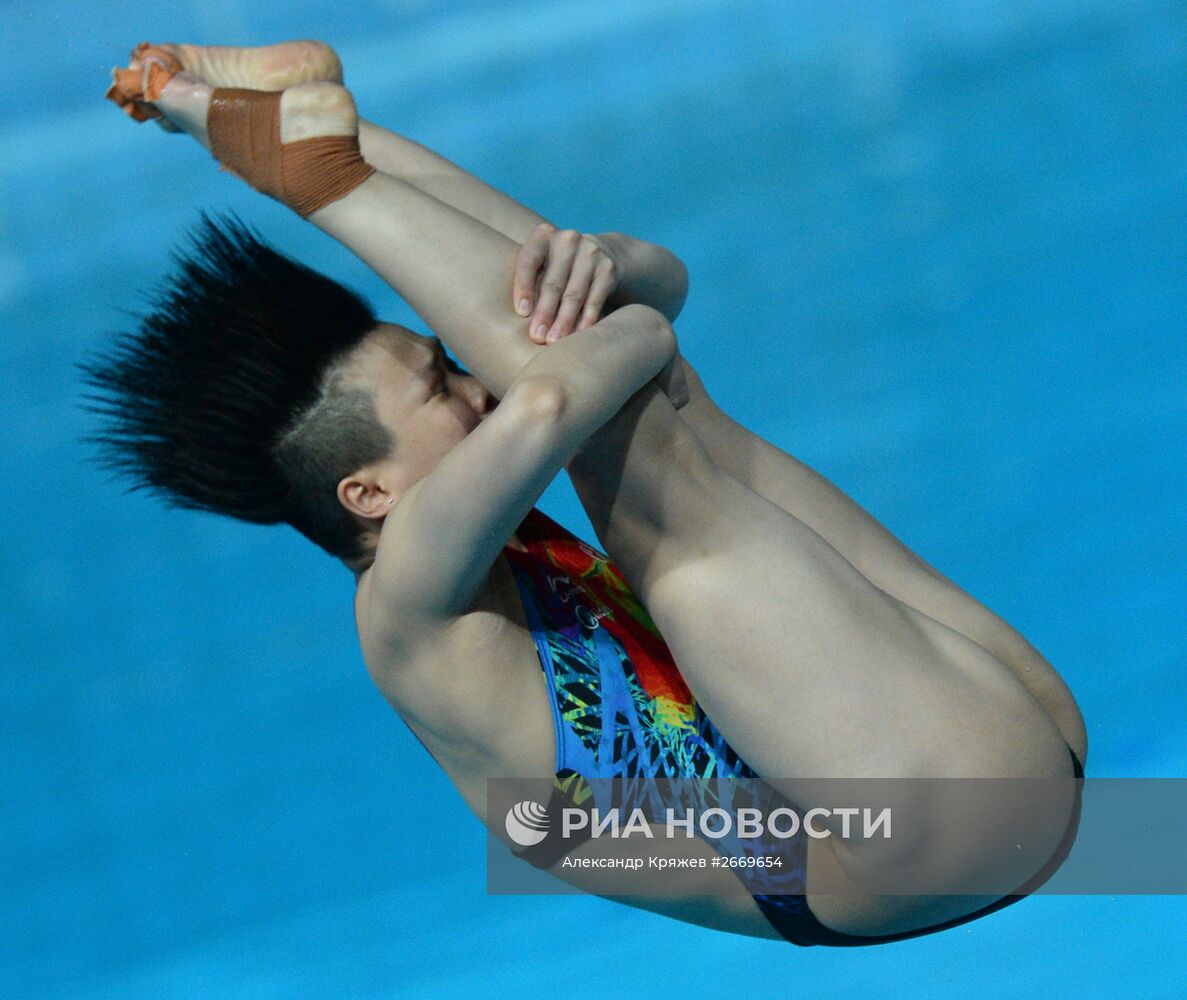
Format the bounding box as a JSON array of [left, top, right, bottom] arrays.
[[666, 364, 1086, 765], [570, 385, 1067, 780], [685, 393, 1088, 764], [645, 465, 1067, 777]]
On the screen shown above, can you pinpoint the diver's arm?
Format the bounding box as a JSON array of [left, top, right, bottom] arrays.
[[310, 164, 681, 636], [361, 306, 676, 638]]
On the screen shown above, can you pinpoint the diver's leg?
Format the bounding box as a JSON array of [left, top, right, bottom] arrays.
[[111, 40, 551, 243], [145, 72, 1075, 934], [565, 383, 1076, 931], [349, 102, 1084, 763], [674, 359, 1088, 764]]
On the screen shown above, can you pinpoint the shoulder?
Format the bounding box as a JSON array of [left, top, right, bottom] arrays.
[[353, 547, 527, 687], [354, 553, 556, 781]]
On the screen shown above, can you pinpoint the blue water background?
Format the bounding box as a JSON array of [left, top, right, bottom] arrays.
[[1, 1, 1184, 996]]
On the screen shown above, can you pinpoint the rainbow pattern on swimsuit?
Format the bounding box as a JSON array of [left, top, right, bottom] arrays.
[[504, 507, 759, 781], [502, 507, 811, 916]]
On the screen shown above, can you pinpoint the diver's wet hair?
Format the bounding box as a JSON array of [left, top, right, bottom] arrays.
[[80, 210, 391, 562]]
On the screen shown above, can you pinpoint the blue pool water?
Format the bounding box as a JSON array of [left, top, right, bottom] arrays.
[[1, 1, 1183, 996]]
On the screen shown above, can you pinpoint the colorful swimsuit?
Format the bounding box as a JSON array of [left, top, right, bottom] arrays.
[[501, 507, 1084, 947]]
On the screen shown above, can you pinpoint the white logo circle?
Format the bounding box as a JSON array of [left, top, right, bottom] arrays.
[[505, 800, 550, 846]]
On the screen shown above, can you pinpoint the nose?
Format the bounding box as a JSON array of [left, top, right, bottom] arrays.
[[451, 371, 493, 416]]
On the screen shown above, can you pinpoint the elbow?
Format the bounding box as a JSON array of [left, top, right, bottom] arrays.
[[501, 304, 676, 436], [501, 375, 570, 425]]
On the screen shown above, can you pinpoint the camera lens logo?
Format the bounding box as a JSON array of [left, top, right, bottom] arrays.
[[505, 800, 550, 847]]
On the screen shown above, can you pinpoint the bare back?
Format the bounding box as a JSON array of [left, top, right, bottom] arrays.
[[354, 549, 557, 821]]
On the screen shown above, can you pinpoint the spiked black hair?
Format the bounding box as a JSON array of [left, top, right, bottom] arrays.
[[80, 210, 392, 561]]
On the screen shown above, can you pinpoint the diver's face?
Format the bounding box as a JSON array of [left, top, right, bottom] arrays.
[[350, 323, 494, 492]]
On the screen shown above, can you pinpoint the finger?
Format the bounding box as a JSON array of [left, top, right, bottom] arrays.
[[576, 258, 619, 331], [548, 244, 601, 341], [513, 224, 553, 316], [531, 229, 581, 342]]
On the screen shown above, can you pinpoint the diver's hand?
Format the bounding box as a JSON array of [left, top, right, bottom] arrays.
[[513, 225, 690, 408], [513, 223, 621, 343]]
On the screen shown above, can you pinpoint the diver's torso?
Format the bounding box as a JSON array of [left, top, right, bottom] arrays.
[[352, 541, 796, 940], [356, 549, 558, 825]]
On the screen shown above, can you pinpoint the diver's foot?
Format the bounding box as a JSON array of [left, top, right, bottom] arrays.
[[156, 40, 342, 90], [148, 72, 214, 145], [106, 44, 185, 122], [105, 40, 342, 123], [153, 77, 360, 153]]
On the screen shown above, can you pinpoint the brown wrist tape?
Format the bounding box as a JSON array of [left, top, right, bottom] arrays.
[[206, 88, 376, 218]]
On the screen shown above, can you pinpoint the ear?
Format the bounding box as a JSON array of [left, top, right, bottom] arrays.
[[336, 472, 396, 521]]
